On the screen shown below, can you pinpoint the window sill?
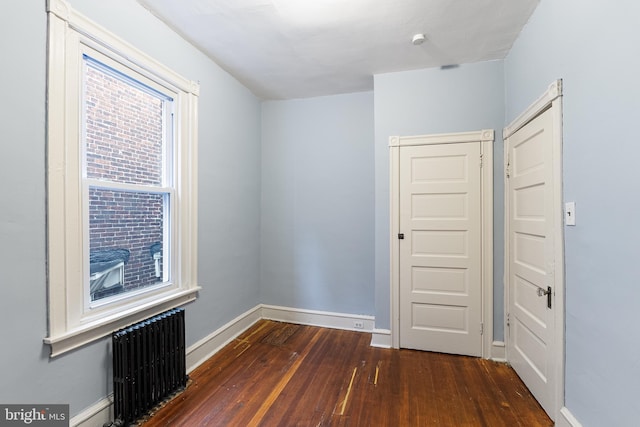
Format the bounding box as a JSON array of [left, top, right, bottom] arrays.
[[44, 286, 200, 357]]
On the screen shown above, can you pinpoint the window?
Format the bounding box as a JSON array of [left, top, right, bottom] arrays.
[[84, 57, 171, 304], [45, 0, 200, 357]]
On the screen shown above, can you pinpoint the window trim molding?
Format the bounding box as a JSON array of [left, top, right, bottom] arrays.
[[45, 0, 200, 357]]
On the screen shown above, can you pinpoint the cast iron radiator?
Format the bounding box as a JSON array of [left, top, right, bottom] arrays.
[[104, 308, 188, 427]]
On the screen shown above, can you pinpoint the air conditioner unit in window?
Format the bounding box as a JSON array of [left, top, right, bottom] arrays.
[[90, 248, 130, 301]]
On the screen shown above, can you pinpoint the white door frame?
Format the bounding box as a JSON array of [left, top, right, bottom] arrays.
[[389, 130, 494, 358], [503, 80, 565, 421]]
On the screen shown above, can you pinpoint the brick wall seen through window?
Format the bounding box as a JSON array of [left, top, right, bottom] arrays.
[[84, 62, 169, 300]]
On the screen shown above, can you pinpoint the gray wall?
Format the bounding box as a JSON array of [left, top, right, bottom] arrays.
[[373, 61, 506, 338], [505, 0, 640, 425], [0, 0, 261, 417], [261, 93, 375, 315]]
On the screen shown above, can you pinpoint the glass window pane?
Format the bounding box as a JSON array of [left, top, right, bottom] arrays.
[[89, 188, 168, 302], [84, 58, 166, 186]]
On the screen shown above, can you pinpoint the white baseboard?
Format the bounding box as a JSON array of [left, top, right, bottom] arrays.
[[556, 407, 582, 427], [491, 340, 506, 362], [186, 305, 262, 373], [261, 304, 375, 332], [70, 395, 112, 427], [71, 304, 375, 426], [370, 328, 392, 348]]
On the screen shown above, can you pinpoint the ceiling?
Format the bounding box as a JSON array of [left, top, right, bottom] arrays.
[[137, 0, 539, 100]]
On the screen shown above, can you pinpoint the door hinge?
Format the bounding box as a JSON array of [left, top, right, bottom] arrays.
[[480, 322, 484, 335], [506, 312, 510, 328], [480, 153, 484, 168], [505, 154, 511, 178]]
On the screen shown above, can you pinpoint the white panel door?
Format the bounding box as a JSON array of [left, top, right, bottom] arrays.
[[506, 108, 556, 416], [399, 142, 482, 357]]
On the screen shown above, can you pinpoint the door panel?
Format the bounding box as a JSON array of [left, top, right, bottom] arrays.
[[412, 267, 467, 294], [412, 230, 468, 256], [399, 142, 482, 357], [412, 304, 468, 331], [507, 108, 556, 417], [411, 193, 467, 219]]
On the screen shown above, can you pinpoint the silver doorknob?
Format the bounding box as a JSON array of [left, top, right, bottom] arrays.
[[537, 287, 551, 297], [537, 286, 553, 309]]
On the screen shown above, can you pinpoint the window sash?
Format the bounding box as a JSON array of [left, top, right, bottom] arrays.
[[81, 52, 175, 189], [84, 184, 174, 311]]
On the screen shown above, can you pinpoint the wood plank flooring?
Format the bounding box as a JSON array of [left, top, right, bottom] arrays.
[[142, 320, 552, 426]]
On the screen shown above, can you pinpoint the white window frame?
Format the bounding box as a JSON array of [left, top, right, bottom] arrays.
[[44, 0, 200, 357]]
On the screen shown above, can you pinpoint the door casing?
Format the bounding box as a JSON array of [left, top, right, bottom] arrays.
[[503, 79, 565, 422], [389, 130, 494, 358]]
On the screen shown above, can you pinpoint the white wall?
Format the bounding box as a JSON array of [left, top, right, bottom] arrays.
[[0, 0, 261, 417], [261, 92, 375, 316], [373, 61, 506, 338], [505, 1, 640, 425]]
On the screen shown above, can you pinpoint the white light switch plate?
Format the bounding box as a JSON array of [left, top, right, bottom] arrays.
[[565, 202, 576, 226]]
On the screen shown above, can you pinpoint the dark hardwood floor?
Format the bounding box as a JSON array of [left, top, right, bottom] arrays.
[[142, 320, 552, 426]]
